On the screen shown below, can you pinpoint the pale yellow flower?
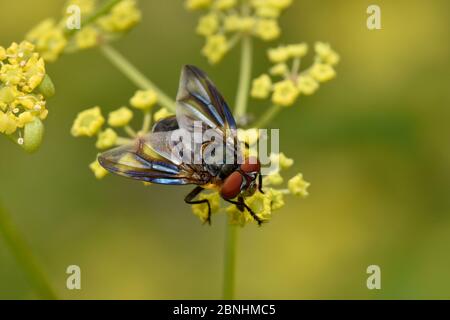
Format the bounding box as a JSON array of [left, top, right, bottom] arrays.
[[0, 41, 51, 141], [270, 152, 294, 169], [315, 42, 340, 66], [297, 74, 319, 95], [288, 173, 310, 197], [0, 47, 6, 60], [71, 106, 105, 137], [26, 19, 67, 62], [75, 26, 99, 49], [90, 159, 109, 179], [153, 108, 174, 122], [310, 63, 336, 82], [270, 63, 289, 77], [130, 90, 158, 110], [272, 80, 299, 107], [0, 112, 17, 135], [202, 34, 228, 64], [251, 74, 272, 99], [191, 192, 221, 223], [254, 19, 280, 41], [108, 106, 133, 127], [265, 172, 283, 185], [267, 46, 290, 63], [287, 43, 308, 58], [196, 13, 219, 36], [96, 128, 118, 149]]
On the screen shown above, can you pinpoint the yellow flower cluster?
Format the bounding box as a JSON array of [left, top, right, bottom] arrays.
[[71, 88, 169, 179], [251, 42, 340, 107], [186, 0, 293, 64], [0, 41, 54, 152], [191, 131, 310, 226], [26, 0, 142, 62]]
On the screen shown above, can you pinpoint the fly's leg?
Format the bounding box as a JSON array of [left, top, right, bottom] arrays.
[[225, 197, 264, 226], [184, 186, 212, 225], [258, 174, 264, 194]]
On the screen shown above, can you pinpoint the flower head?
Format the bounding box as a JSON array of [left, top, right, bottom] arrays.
[[251, 42, 339, 107], [202, 34, 229, 64], [130, 89, 158, 110], [71, 106, 105, 137], [255, 19, 280, 41], [196, 13, 220, 36], [96, 128, 118, 149], [90, 159, 109, 179], [153, 108, 174, 122], [251, 74, 272, 99], [26, 19, 67, 62], [187, 0, 291, 64], [288, 173, 310, 197], [26, 0, 142, 62], [0, 41, 53, 151], [310, 63, 336, 82], [108, 106, 133, 127], [272, 79, 299, 107]]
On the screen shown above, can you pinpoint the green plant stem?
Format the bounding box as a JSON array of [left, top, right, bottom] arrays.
[[254, 105, 281, 128], [234, 36, 253, 120], [0, 202, 57, 299], [223, 224, 238, 299], [222, 36, 254, 301], [100, 44, 176, 112], [142, 111, 152, 133]]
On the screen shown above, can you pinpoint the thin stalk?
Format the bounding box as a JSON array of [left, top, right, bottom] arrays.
[[233, 36, 253, 120], [116, 137, 134, 145], [124, 125, 137, 138], [223, 224, 238, 299], [254, 105, 281, 129], [100, 45, 176, 112], [141, 111, 152, 134], [0, 202, 57, 299], [222, 36, 254, 301]]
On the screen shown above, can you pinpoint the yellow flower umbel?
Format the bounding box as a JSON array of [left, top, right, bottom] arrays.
[[72, 89, 169, 179], [186, 0, 293, 64], [0, 41, 54, 152], [251, 42, 340, 107], [26, 0, 142, 63]]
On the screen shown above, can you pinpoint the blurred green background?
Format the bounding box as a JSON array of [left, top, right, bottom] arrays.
[[1, 0, 449, 299]]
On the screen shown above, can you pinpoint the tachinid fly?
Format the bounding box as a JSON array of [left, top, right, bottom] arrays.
[[99, 65, 264, 225]]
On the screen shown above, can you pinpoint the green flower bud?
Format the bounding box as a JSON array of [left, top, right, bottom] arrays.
[[22, 117, 45, 153], [37, 74, 55, 98]]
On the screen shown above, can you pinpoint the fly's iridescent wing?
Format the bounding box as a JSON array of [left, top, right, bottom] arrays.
[[98, 132, 210, 185], [175, 65, 242, 166]]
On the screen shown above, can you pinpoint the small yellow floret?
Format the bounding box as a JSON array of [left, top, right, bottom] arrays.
[[130, 90, 158, 110], [71, 106, 105, 137], [96, 128, 118, 149], [288, 173, 310, 197], [90, 159, 108, 179], [272, 80, 299, 107], [251, 74, 272, 99], [108, 106, 133, 127]]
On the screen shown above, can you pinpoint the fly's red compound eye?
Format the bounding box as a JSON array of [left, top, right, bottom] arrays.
[[240, 157, 260, 174], [220, 171, 243, 200]]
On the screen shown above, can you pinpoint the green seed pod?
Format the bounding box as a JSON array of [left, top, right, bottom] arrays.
[[37, 74, 55, 98], [22, 118, 45, 153]]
